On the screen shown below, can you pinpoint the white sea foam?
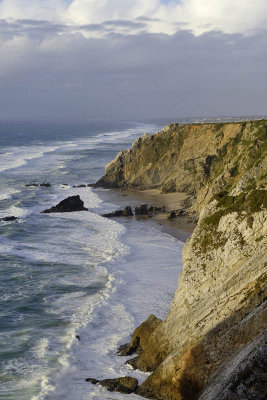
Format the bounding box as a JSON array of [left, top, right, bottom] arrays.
[[0, 204, 28, 219], [0, 187, 20, 200], [45, 218, 183, 400], [0, 145, 59, 173]]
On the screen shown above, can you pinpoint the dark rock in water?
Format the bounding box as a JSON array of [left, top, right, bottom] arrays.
[[26, 183, 51, 187], [41, 195, 88, 213], [73, 184, 86, 188], [103, 206, 133, 218], [123, 206, 133, 216], [86, 378, 99, 384], [62, 183, 68, 186], [75, 335, 80, 341], [40, 183, 51, 187], [0, 216, 18, 221], [86, 377, 138, 394], [135, 204, 148, 215], [103, 210, 123, 218]]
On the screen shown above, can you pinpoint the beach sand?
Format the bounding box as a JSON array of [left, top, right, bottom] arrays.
[[95, 188, 196, 243]]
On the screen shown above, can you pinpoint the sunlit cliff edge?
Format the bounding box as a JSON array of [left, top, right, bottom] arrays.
[[96, 120, 267, 399]]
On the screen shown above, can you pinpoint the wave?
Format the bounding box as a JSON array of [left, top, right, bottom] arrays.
[[0, 145, 60, 173], [0, 187, 21, 201]]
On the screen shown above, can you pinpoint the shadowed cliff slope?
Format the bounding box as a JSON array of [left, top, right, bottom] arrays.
[[96, 120, 267, 400]]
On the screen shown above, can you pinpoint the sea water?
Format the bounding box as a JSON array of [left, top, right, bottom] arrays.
[[0, 120, 184, 400]]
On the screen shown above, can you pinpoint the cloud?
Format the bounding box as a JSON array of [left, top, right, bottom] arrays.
[[0, 26, 266, 121], [0, 1, 266, 121], [0, 0, 266, 36]]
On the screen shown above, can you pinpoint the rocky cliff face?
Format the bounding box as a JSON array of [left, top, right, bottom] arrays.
[[97, 120, 267, 400], [96, 120, 266, 213]]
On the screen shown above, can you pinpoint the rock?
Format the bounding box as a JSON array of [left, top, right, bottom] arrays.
[[102, 210, 123, 218], [117, 340, 139, 356], [102, 206, 133, 218], [40, 183, 51, 187], [168, 211, 176, 219], [86, 377, 138, 394], [25, 183, 51, 187], [125, 356, 139, 369], [118, 314, 163, 372], [123, 206, 133, 216], [73, 184, 86, 188], [75, 335, 80, 341], [0, 216, 18, 221], [86, 378, 99, 384], [135, 204, 148, 215], [41, 195, 88, 213]]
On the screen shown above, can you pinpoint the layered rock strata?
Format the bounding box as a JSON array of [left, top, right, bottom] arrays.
[[95, 120, 267, 400]]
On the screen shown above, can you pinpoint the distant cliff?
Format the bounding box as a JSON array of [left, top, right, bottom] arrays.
[[96, 120, 266, 213], [97, 120, 267, 400]]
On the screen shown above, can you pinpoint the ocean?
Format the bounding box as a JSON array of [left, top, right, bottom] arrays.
[[0, 120, 184, 400]]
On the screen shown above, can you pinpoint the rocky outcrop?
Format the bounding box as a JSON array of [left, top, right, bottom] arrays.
[[86, 376, 138, 394], [97, 120, 266, 399], [41, 195, 88, 213], [102, 206, 133, 217], [0, 216, 18, 221], [26, 183, 51, 187]]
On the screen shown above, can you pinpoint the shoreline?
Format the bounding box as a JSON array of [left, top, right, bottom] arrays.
[[95, 187, 196, 243]]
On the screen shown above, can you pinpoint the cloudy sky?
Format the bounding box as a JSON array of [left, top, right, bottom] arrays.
[[0, 0, 266, 121]]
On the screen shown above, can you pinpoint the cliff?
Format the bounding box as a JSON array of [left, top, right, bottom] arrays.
[[96, 120, 266, 213], [97, 120, 267, 399]]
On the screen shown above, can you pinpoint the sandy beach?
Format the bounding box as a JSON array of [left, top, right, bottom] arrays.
[[95, 187, 196, 243]]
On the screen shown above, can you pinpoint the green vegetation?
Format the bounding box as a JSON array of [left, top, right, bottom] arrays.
[[203, 189, 266, 228]]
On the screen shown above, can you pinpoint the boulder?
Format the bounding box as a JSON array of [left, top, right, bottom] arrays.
[[103, 210, 123, 218], [73, 184, 86, 188], [41, 195, 88, 213], [86, 377, 138, 394], [123, 206, 133, 216], [40, 183, 51, 187], [102, 206, 133, 218], [25, 183, 51, 187], [0, 216, 18, 221], [168, 211, 176, 219], [135, 204, 148, 215]]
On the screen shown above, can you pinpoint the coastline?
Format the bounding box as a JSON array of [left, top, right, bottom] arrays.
[[94, 187, 196, 243], [89, 120, 266, 400]]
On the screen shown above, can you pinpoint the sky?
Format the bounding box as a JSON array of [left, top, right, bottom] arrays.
[[0, 0, 266, 121]]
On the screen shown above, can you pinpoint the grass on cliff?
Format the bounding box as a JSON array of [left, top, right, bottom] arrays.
[[203, 189, 267, 228], [197, 189, 266, 253]]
